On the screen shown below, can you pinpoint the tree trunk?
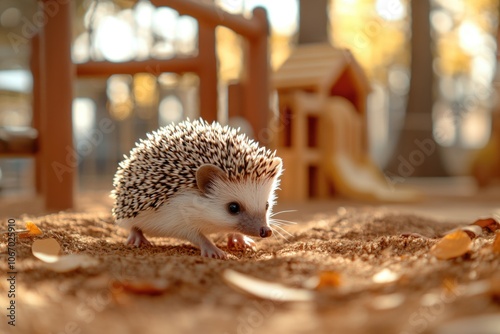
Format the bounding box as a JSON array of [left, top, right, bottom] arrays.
[[385, 0, 447, 177], [298, 0, 329, 44]]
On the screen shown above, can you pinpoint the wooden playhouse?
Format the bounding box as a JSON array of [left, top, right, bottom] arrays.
[[273, 43, 419, 202]]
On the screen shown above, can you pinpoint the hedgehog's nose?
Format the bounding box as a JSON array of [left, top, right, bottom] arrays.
[[260, 226, 272, 238]]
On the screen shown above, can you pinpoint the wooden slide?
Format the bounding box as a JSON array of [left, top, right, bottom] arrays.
[[321, 97, 421, 202]]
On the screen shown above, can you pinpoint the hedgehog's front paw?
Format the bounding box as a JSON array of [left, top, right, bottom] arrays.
[[227, 233, 256, 251], [201, 245, 227, 259], [126, 227, 152, 247]]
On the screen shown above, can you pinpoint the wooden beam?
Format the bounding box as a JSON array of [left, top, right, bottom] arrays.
[[77, 57, 199, 77], [150, 0, 264, 38]]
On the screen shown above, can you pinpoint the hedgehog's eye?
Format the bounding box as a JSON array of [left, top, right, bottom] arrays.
[[265, 201, 269, 211], [228, 202, 241, 215]]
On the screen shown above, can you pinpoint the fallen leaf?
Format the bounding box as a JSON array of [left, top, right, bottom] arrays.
[[373, 268, 400, 284], [32, 238, 98, 272], [113, 279, 169, 295], [222, 269, 314, 302], [19, 222, 43, 238], [461, 225, 482, 239], [493, 231, 500, 254], [430, 230, 472, 260], [32, 238, 61, 263], [443, 225, 482, 239], [472, 218, 499, 232], [26, 221, 43, 235]]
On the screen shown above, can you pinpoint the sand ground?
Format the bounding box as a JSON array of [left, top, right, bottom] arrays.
[[0, 178, 499, 334]]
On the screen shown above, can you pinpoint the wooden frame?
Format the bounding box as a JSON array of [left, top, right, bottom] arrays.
[[14, 0, 270, 211]]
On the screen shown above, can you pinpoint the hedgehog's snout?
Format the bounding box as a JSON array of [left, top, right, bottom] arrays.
[[260, 226, 272, 238]]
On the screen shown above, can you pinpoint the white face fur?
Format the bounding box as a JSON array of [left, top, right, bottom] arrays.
[[194, 158, 282, 237]]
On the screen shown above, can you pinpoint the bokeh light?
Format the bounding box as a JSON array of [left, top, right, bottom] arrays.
[[431, 0, 498, 149], [107, 75, 133, 120], [159, 96, 183, 126], [72, 98, 96, 140], [95, 15, 136, 62]]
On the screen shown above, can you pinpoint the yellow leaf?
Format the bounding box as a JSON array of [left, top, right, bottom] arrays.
[[19, 222, 43, 238], [430, 230, 472, 260], [26, 222, 43, 236]]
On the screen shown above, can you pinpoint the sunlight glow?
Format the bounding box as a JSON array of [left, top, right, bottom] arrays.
[[458, 21, 483, 55], [0, 70, 32, 93], [430, 10, 453, 34], [152, 7, 178, 39], [134, 0, 154, 28], [175, 16, 198, 54], [95, 16, 136, 62], [375, 0, 405, 21]]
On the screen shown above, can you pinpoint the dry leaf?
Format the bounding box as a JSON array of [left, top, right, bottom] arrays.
[[461, 225, 482, 239], [32, 238, 98, 272], [493, 231, 500, 254], [430, 230, 472, 260], [443, 225, 482, 239], [26, 222, 43, 235], [222, 269, 314, 302], [32, 238, 61, 263], [113, 279, 169, 295], [19, 222, 43, 238], [472, 218, 499, 232]]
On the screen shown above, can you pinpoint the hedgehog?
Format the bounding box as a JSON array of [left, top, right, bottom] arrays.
[[111, 118, 283, 259]]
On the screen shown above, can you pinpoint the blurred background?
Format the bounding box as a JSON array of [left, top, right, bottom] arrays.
[[0, 0, 499, 200]]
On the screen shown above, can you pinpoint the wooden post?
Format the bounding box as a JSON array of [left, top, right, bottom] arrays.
[[244, 7, 269, 145], [197, 21, 218, 122], [30, 34, 42, 195], [40, 0, 74, 210]]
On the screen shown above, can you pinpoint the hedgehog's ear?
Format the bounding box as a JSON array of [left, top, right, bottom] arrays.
[[196, 164, 227, 194]]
